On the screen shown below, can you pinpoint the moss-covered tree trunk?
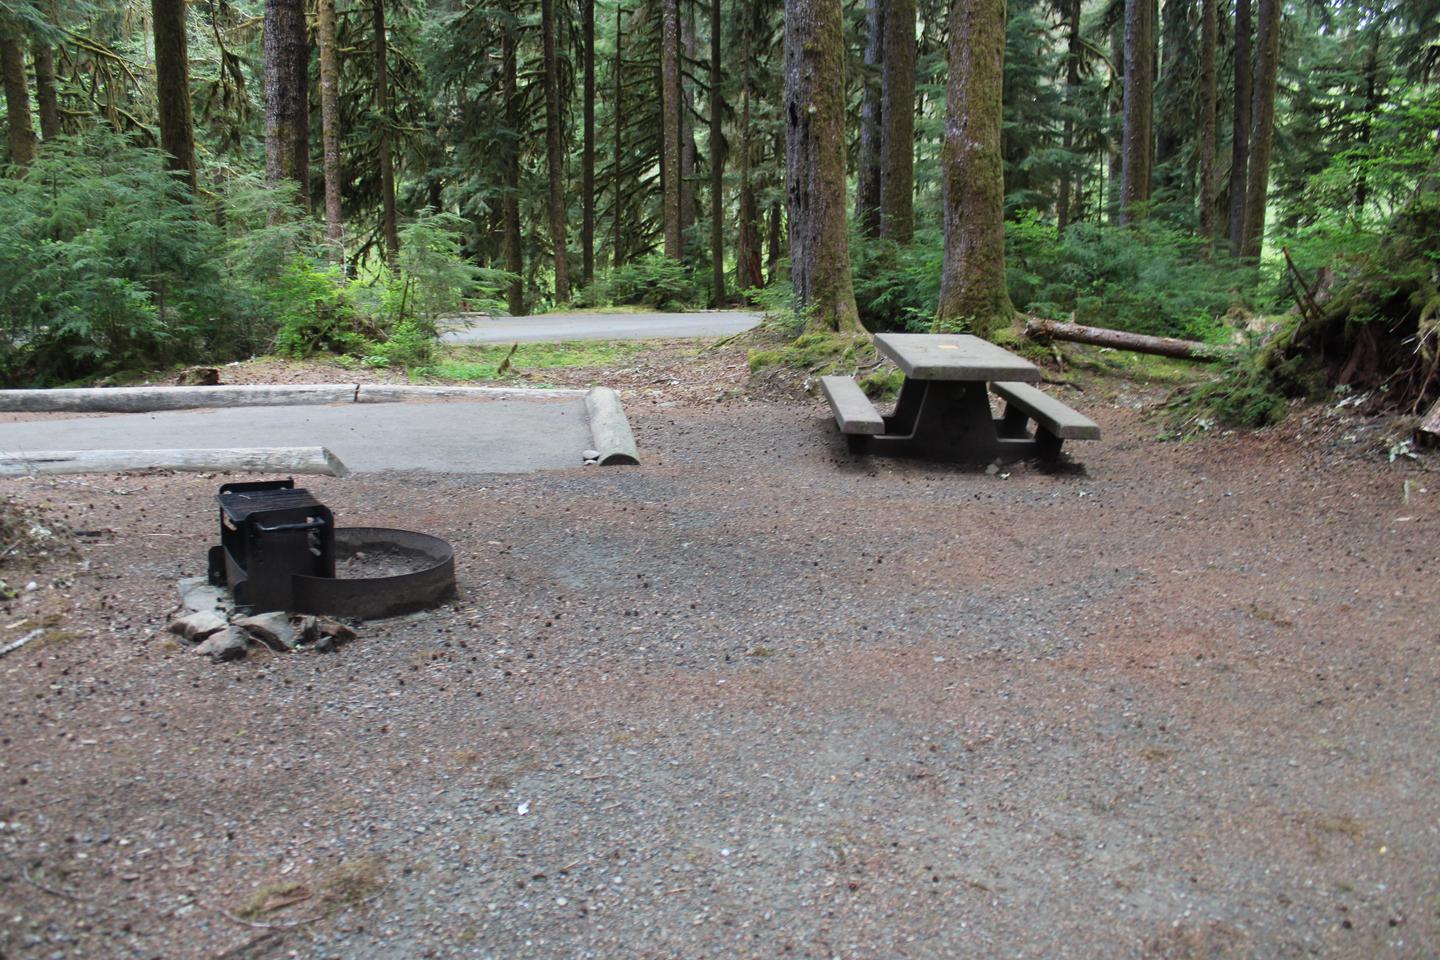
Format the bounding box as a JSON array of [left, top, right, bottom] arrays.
[[541, 0, 569, 301], [854, 0, 882, 238], [31, 34, 59, 142], [374, 0, 398, 262], [263, 0, 309, 210], [1240, 0, 1279, 261], [783, 0, 863, 333], [660, 0, 683, 258], [735, 5, 764, 291], [935, 0, 1011, 339], [1198, 0, 1217, 244], [1106, 21, 1123, 224], [318, 0, 343, 253], [153, 0, 197, 192], [879, 0, 915, 243], [503, 6, 524, 315], [1227, 0, 1250, 256], [1118, 0, 1153, 225], [1, 27, 35, 170]]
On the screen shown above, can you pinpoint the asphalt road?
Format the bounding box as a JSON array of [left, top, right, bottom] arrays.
[[0, 398, 593, 474], [440, 309, 762, 344]]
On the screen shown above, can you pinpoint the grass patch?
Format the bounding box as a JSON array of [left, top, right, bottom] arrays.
[[413, 340, 648, 381], [748, 332, 876, 376]]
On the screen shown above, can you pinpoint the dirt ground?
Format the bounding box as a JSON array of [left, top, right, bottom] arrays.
[[1, 344, 1437, 959]]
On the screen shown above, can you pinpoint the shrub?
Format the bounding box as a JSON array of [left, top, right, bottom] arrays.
[[606, 254, 702, 310]]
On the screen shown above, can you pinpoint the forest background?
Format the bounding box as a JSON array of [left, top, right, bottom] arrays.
[[0, 0, 1436, 421]]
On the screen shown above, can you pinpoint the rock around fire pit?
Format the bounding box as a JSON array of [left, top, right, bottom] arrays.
[[207, 480, 457, 620]]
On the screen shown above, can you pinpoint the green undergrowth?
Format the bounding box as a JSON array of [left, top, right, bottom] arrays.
[[413, 340, 648, 381]]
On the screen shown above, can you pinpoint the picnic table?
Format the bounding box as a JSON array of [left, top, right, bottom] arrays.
[[820, 333, 1099, 464]]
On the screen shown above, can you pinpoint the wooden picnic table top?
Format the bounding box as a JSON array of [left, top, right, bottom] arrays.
[[875, 333, 1041, 383]]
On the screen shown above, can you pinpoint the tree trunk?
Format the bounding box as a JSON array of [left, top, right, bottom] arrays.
[[1106, 21, 1123, 224], [935, 0, 1011, 339], [542, 0, 569, 300], [879, 0, 915, 243], [855, 0, 882, 238], [680, 4, 699, 238], [263, 0, 309, 209], [660, 0, 683, 257], [1239, 0, 1278, 260], [1227, 0, 1250, 256], [317, 0, 343, 252], [374, 0, 398, 261], [783, 0, 862, 332], [735, 6, 763, 290], [1, 28, 35, 169], [1197, 0, 1217, 243], [583, 0, 595, 285], [1025, 317, 1232, 359], [502, 8, 524, 315], [612, 6, 625, 270], [1057, 0, 1080, 230], [31, 34, 59, 141], [1354, 29, 1382, 214], [708, 0, 724, 305], [1119, 0, 1154, 224], [766, 195, 782, 283], [152, 0, 198, 192]]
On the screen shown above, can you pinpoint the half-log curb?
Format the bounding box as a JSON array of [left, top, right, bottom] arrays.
[[0, 446, 351, 477], [0, 383, 587, 413], [583, 387, 640, 466]]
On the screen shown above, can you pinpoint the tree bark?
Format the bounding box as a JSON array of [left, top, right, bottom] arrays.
[[709, 0, 724, 305], [1106, 20, 1123, 224], [660, 0, 683, 257], [879, 0, 915, 243], [735, 5, 763, 290], [612, 6, 625, 270], [1025, 318, 1232, 359], [503, 6, 524, 313], [318, 0, 344, 253], [0, 27, 35, 169], [31, 34, 59, 141], [583, 0, 595, 285], [936, 0, 1011, 339], [374, 0, 398, 262], [784, 0, 862, 332], [1239, 0, 1278, 260], [1227, 0, 1250, 256], [542, 0, 569, 300], [263, 0, 309, 209], [1057, 0, 1081, 230], [1197, 0, 1217, 243], [152, 0, 198, 192], [1119, 0, 1154, 224], [680, 4, 699, 238], [855, 0, 882, 238]]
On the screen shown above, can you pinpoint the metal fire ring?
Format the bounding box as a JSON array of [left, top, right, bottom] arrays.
[[291, 527, 457, 620]]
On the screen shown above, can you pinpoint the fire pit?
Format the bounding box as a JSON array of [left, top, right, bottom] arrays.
[[207, 480, 456, 619]]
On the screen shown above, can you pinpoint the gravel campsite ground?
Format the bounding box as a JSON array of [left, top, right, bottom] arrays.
[[1, 340, 1437, 959]]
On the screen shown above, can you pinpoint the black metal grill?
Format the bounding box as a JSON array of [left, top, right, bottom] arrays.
[[207, 479, 335, 613]]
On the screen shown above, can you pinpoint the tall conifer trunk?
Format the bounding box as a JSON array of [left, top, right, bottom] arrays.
[[783, 0, 861, 332], [680, 4, 700, 237], [855, 0, 882, 237], [374, 0, 398, 261], [318, 0, 343, 253], [583, 0, 595, 285], [542, 0, 569, 300], [31, 34, 59, 141], [936, 0, 1010, 338], [1106, 22, 1123, 223], [152, 0, 197, 192], [1119, 0, 1154, 224], [708, 0, 724, 305], [503, 7, 524, 315], [660, 0, 683, 257], [264, 0, 309, 209], [1239, 0, 1277, 260], [1227, 0, 1250, 255], [735, 3, 763, 291], [879, 0, 915, 243], [612, 8, 626, 269], [1057, 0, 1080, 229], [1198, 0, 1217, 244], [2, 27, 36, 169]]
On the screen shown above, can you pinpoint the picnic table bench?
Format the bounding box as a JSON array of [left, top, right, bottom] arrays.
[[820, 333, 1099, 464]]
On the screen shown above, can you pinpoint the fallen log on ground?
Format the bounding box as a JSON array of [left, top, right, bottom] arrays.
[[0, 447, 350, 477], [1025, 318, 1234, 361]]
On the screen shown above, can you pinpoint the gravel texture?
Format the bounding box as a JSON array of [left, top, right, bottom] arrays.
[[1, 367, 1437, 959]]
